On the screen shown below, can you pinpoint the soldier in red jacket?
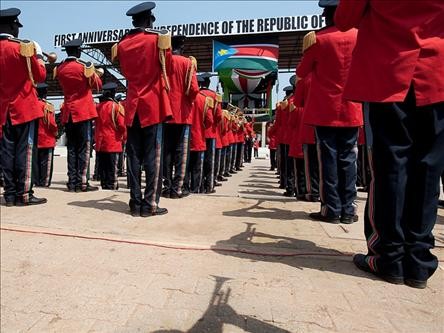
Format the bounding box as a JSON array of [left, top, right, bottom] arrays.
[[0, 8, 47, 206], [162, 35, 199, 199], [199, 73, 222, 194], [95, 83, 126, 190], [336, 0, 444, 288], [294, 74, 320, 202], [55, 38, 102, 193], [185, 83, 213, 193], [267, 121, 277, 171], [35, 83, 58, 188], [217, 108, 230, 183], [296, 0, 363, 224], [113, 2, 173, 217]]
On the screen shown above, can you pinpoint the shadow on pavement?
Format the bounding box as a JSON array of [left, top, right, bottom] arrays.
[[67, 195, 129, 214], [151, 275, 290, 333], [212, 223, 377, 282], [223, 200, 309, 220]]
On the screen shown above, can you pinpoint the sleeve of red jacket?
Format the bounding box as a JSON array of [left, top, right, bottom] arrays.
[[214, 102, 223, 125], [31, 56, 47, 83], [204, 105, 213, 129], [89, 73, 103, 92], [48, 114, 58, 136], [117, 111, 126, 141], [296, 42, 318, 78], [188, 69, 199, 102], [293, 78, 305, 107], [334, 0, 369, 31]]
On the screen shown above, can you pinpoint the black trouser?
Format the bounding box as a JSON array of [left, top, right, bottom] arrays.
[[118, 143, 126, 176], [235, 142, 244, 169], [0, 117, 36, 202], [316, 126, 358, 218], [224, 145, 232, 175], [186, 151, 204, 193], [293, 158, 306, 197], [230, 143, 237, 171], [270, 148, 277, 170], [244, 138, 253, 162], [203, 138, 216, 192], [357, 145, 370, 189], [126, 115, 163, 212], [363, 88, 444, 281], [285, 155, 295, 194], [97, 152, 119, 190], [279, 144, 289, 188], [65, 119, 92, 190], [303, 144, 319, 200], [35, 148, 54, 187], [163, 123, 190, 196], [218, 147, 227, 178], [214, 147, 221, 183]]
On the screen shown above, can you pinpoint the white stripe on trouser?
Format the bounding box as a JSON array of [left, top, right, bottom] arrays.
[[210, 140, 215, 190], [198, 152, 204, 191], [45, 150, 53, 187], [113, 153, 119, 189]]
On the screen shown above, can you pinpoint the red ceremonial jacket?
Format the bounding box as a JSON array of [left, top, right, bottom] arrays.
[[200, 89, 222, 139], [293, 75, 316, 145], [95, 99, 126, 153], [220, 114, 230, 147], [0, 36, 46, 126], [267, 123, 277, 150], [288, 103, 304, 159], [115, 29, 173, 128], [275, 99, 292, 145], [296, 26, 363, 127], [56, 58, 101, 124], [37, 99, 58, 148], [335, 0, 444, 106], [168, 54, 199, 124], [190, 92, 212, 151]]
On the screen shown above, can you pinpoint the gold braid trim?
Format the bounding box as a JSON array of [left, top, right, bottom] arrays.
[[111, 102, 117, 129], [20, 41, 37, 87], [43, 102, 55, 125], [53, 67, 57, 79], [203, 96, 214, 124], [185, 56, 197, 96], [117, 103, 125, 116]]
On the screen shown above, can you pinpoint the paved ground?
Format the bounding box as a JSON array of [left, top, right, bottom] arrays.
[[1, 156, 443, 333]]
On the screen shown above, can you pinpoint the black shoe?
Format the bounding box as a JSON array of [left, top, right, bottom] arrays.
[[217, 176, 227, 182], [141, 207, 168, 217], [269, 168, 275, 171], [4, 200, 15, 207], [161, 190, 171, 198], [438, 200, 444, 208], [223, 173, 232, 178], [79, 184, 99, 192], [214, 182, 222, 187], [404, 278, 427, 289], [283, 191, 294, 197], [169, 190, 189, 199], [236, 167, 242, 171], [129, 201, 141, 217], [16, 195, 47, 206], [278, 184, 285, 189], [309, 212, 340, 224], [229, 170, 237, 174], [205, 188, 216, 194], [353, 254, 404, 285], [341, 214, 359, 224]]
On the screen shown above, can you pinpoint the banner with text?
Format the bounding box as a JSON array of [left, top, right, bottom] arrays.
[[53, 14, 325, 47]]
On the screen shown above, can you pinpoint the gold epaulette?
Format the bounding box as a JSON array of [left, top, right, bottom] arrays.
[[205, 96, 215, 109], [215, 93, 222, 103], [45, 101, 55, 113], [53, 66, 58, 79], [20, 40, 36, 57], [302, 31, 316, 53], [289, 102, 296, 112], [281, 100, 289, 109], [157, 31, 171, 50], [81, 61, 95, 78], [111, 43, 118, 63]]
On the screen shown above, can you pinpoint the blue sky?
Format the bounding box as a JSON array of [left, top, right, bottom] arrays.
[[3, 1, 320, 101]]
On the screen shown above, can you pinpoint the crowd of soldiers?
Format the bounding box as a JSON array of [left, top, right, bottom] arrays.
[[0, 2, 256, 217], [1, 0, 443, 289]]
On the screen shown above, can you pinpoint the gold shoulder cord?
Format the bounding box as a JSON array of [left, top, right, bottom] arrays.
[[203, 96, 214, 124], [43, 102, 55, 125], [20, 40, 37, 87], [111, 43, 118, 63], [158, 32, 171, 92], [185, 56, 197, 96]]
